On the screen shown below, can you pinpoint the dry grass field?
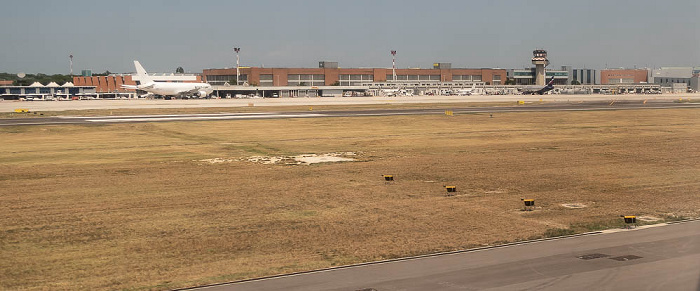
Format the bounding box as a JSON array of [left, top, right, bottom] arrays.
[[1, 107, 699, 290]]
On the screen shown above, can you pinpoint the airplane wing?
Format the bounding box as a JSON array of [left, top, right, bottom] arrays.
[[175, 87, 210, 98], [179, 88, 201, 96]]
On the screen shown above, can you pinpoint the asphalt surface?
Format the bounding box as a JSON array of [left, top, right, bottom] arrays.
[[1, 100, 699, 126], [2, 93, 698, 113], [189, 220, 700, 291]]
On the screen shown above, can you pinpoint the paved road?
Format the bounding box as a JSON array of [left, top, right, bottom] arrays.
[[189, 220, 700, 291], [1, 93, 698, 113], [1, 100, 699, 126]]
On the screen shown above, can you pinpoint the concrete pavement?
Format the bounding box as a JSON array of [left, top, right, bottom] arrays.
[[1, 93, 698, 113], [190, 220, 700, 291], [2, 100, 699, 127]]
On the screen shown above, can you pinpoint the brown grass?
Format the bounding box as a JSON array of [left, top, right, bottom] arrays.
[[1, 108, 699, 290]]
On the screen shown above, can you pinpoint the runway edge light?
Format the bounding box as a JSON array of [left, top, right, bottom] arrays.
[[444, 185, 457, 195], [621, 215, 637, 229]]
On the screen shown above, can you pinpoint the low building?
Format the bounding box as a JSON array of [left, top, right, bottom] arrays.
[[600, 69, 649, 84], [203, 62, 507, 87], [689, 74, 700, 92], [0, 83, 96, 100], [568, 68, 598, 85], [650, 67, 700, 87], [73, 75, 136, 93]]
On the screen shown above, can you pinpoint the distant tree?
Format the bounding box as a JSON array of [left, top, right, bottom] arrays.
[[5, 73, 72, 86], [176, 67, 185, 74], [504, 78, 516, 85], [93, 71, 112, 76], [331, 81, 340, 86], [15, 79, 32, 86], [571, 80, 581, 85], [299, 82, 307, 86]]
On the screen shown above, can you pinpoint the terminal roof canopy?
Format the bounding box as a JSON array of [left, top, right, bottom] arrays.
[[30, 82, 44, 87], [46, 82, 60, 87]]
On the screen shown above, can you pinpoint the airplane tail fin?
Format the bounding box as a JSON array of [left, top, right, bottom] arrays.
[[134, 60, 153, 85]]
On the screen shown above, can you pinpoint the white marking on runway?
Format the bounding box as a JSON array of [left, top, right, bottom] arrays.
[[1, 122, 80, 126], [58, 112, 274, 119], [86, 113, 327, 123]]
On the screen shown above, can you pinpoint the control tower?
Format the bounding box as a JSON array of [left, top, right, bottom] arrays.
[[531, 49, 549, 85]]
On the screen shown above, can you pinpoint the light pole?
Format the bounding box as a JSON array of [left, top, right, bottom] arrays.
[[69, 54, 73, 76], [391, 50, 397, 83], [234, 47, 241, 85]]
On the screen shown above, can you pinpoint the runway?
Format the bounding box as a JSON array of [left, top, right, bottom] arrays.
[[188, 220, 700, 291], [1, 93, 698, 113], [1, 100, 699, 127]]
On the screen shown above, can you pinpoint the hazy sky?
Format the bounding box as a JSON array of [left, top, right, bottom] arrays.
[[1, 0, 698, 74]]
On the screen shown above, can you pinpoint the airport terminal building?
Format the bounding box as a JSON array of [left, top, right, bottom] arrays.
[[202, 62, 506, 87], [650, 67, 700, 87], [600, 69, 649, 84], [0, 82, 96, 100]]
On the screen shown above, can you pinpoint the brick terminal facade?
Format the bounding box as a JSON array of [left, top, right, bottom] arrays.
[[203, 67, 507, 86], [73, 75, 137, 93], [600, 69, 648, 84]]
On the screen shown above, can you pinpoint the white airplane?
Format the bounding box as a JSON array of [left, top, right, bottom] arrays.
[[381, 88, 401, 96], [456, 84, 481, 96], [121, 61, 213, 98], [381, 88, 413, 97]]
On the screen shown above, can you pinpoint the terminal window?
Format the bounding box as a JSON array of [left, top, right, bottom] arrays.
[[385, 75, 439, 81], [339, 74, 373, 86], [288, 74, 324, 86], [207, 75, 247, 85], [259, 74, 273, 86]]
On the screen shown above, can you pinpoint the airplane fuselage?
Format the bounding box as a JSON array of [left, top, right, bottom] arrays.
[[142, 82, 213, 97]]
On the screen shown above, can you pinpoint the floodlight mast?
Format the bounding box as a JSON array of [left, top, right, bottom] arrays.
[[69, 54, 73, 76], [391, 50, 397, 83], [234, 47, 241, 85]]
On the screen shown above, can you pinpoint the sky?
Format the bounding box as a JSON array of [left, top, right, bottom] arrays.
[[0, 0, 698, 74]]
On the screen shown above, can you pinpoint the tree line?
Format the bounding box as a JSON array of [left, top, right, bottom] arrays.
[[0, 73, 73, 86]]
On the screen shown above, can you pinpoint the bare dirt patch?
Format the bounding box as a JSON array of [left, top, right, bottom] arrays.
[[561, 203, 588, 209], [241, 152, 358, 165], [637, 215, 662, 222]]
